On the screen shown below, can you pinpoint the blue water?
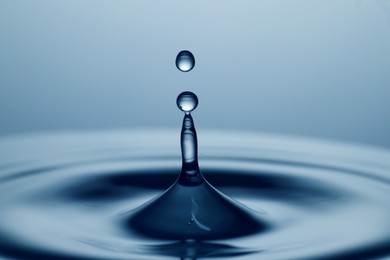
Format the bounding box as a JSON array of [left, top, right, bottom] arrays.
[[1, 130, 390, 259]]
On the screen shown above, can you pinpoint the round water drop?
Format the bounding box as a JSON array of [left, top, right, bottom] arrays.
[[176, 50, 195, 72], [177, 91, 198, 113]]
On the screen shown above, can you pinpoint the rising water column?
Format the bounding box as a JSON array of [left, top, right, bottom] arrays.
[[127, 91, 268, 240]]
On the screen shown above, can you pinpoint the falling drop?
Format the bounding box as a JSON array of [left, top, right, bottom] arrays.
[[125, 91, 269, 240], [177, 91, 198, 113], [176, 50, 195, 72]]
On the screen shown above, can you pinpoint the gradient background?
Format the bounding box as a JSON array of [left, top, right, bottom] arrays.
[[1, 1, 389, 148]]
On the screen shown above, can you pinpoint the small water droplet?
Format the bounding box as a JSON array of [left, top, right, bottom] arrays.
[[177, 91, 198, 113], [176, 50, 195, 72]]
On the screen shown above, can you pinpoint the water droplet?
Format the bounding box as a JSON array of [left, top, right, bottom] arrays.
[[125, 92, 268, 240], [176, 50, 195, 72], [177, 91, 198, 113]]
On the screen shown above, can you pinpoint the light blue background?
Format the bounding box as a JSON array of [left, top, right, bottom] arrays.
[[1, 1, 389, 147]]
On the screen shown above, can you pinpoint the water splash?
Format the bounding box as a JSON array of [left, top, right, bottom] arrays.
[[1, 130, 390, 259], [126, 91, 268, 240], [177, 91, 201, 185]]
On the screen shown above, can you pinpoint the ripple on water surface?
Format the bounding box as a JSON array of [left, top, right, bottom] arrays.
[[0, 130, 390, 259]]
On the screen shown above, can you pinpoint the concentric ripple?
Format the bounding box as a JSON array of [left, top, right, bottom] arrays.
[[0, 130, 390, 259]]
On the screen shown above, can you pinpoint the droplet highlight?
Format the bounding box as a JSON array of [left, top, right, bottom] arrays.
[[176, 50, 195, 72], [176, 91, 198, 113]]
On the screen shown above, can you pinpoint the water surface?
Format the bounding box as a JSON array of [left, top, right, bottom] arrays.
[[0, 130, 390, 259]]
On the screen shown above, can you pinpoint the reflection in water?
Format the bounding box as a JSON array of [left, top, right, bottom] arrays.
[[0, 130, 390, 259]]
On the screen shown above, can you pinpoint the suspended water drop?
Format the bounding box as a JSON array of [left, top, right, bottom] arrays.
[[176, 50, 195, 72], [176, 91, 198, 113]]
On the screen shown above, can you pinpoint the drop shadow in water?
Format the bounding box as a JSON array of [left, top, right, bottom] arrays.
[[54, 169, 343, 209], [316, 239, 390, 260], [0, 236, 92, 260], [124, 177, 269, 240], [142, 240, 260, 259], [40, 167, 346, 242], [1, 152, 390, 259]]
